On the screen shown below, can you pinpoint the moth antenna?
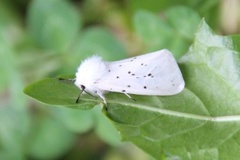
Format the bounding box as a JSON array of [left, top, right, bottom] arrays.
[[58, 77, 75, 83]]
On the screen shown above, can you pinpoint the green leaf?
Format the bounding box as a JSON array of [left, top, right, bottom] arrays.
[[23, 19, 240, 159], [0, 107, 30, 159], [105, 19, 240, 159], [72, 27, 128, 60], [165, 6, 201, 40], [27, 116, 75, 159], [133, 7, 201, 59], [52, 107, 95, 133], [62, 27, 128, 73], [128, 0, 179, 12], [27, 0, 81, 52], [94, 107, 121, 146], [180, 19, 240, 116], [23, 78, 97, 109], [134, 11, 173, 52]]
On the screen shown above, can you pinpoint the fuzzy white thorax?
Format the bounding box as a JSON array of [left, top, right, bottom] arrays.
[[74, 55, 108, 97]]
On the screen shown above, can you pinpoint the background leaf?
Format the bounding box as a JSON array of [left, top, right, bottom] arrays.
[[133, 7, 201, 59], [27, 116, 75, 160], [27, 0, 81, 52], [72, 27, 127, 60], [65, 27, 129, 73]]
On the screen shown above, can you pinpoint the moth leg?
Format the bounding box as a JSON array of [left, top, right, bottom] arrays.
[[75, 90, 84, 103], [123, 92, 136, 101], [75, 94, 81, 103], [75, 85, 86, 103], [96, 92, 107, 106]]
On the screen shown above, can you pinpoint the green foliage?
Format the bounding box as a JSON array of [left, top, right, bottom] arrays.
[[68, 27, 128, 72], [72, 27, 127, 60], [133, 7, 201, 59], [24, 78, 95, 109], [24, 18, 240, 159], [27, 0, 81, 52], [27, 116, 75, 159], [107, 20, 240, 159], [2, 0, 239, 159]]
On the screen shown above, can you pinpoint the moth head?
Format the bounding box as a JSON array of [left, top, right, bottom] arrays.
[[80, 85, 86, 91]]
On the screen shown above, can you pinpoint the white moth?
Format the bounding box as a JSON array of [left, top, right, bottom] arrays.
[[74, 49, 185, 105]]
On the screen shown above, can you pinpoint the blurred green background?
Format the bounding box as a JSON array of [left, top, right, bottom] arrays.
[[1, 0, 240, 159]]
